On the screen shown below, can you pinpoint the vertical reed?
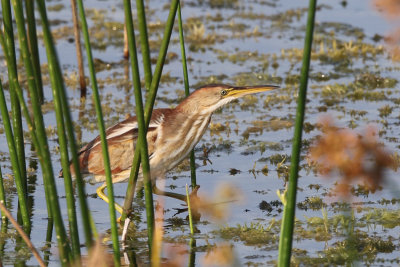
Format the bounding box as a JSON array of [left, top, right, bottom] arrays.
[[123, 0, 155, 254], [70, 0, 87, 97], [0, 79, 30, 231], [135, 0, 153, 90], [0, 28, 56, 219], [43, 219, 53, 264], [59, 75, 95, 247], [186, 184, 196, 267], [25, 0, 44, 104], [75, 0, 120, 264], [188, 238, 196, 267], [0, 217, 6, 258], [4, 0, 72, 261], [36, 0, 82, 258], [177, 1, 197, 187], [1, 0, 27, 201], [0, 159, 6, 221], [122, 0, 180, 222], [2, 0, 27, 235], [145, 0, 179, 116], [185, 185, 194, 234], [36, 0, 94, 250], [124, 25, 129, 59], [277, 0, 317, 265]]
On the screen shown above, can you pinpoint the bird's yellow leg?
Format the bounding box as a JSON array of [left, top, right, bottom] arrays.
[[152, 184, 200, 202], [96, 183, 124, 216], [152, 184, 186, 201], [153, 184, 201, 221]]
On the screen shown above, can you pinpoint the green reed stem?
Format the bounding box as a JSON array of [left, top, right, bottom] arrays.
[[25, 0, 44, 104], [75, 0, 120, 265], [0, 159, 6, 221], [136, 0, 152, 90], [6, 0, 72, 261], [60, 82, 95, 246], [43, 218, 53, 265], [0, 218, 7, 259], [11, 0, 40, 127], [121, 0, 179, 222], [1, 0, 27, 201], [277, 0, 317, 266], [0, 29, 52, 220], [51, 61, 81, 259], [188, 238, 196, 267], [36, 0, 94, 250], [36, 1, 80, 258], [0, 80, 30, 231], [145, 0, 179, 117], [177, 2, 197, 188], [123, 0, 155, 253], [185, 185, 194, 235], [119, 0, 155, 220]]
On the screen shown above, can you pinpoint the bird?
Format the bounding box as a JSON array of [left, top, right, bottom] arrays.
[[63, 84, 278, 214]]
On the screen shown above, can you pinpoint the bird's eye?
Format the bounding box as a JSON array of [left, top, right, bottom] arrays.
[[220, 90, 227, 96]]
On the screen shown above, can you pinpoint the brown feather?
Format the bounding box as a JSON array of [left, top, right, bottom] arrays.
[[65, 109, 168, 180], [62, 84, 277, 183]]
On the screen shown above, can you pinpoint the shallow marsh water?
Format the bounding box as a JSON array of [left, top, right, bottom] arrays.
[[1, 0, 400, 266]]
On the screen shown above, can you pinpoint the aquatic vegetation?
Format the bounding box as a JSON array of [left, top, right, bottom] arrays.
[[297, 196, 326, 211], [217, 221, 279, 247]]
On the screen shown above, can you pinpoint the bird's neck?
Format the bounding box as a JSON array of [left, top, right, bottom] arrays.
[[175, 98, 216, 117], [172, 102, 214, 137], [176, 98, 199, 114]]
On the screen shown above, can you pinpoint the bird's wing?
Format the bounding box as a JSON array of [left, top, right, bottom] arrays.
[[77, 116, 138, 155], [74, 109, 168, 176], [78, 110, 165, 153]]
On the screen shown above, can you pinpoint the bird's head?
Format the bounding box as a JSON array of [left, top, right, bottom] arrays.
[[177, 84, 279, 114]]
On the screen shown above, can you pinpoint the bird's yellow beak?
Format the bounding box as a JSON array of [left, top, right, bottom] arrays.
[[224, 85, 279, 98]]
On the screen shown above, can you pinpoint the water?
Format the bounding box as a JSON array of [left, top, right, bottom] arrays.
[[1, 0, 400, 265]]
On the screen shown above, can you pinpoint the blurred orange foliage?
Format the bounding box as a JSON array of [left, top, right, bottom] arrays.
[[372, 0, 400, 61], [79, 238, 116, 267], [192, 183, 244, 221], [373, 0, 400, 19], [308, 117, 394, 197], [202, 243, 235, 267], [384, 28, 400, 61], [161, 244, 188, 267]]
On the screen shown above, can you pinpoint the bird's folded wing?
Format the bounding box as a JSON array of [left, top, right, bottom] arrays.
[[77, 109, 167, 169], [78, 110, 166, 153], [60, 109, 169, 177]]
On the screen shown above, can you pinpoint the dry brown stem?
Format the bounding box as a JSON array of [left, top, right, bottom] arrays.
[[0, 202, 45, 267], [70, 0, 87, 97]]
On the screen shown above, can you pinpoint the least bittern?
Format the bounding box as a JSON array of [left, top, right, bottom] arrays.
[[62, 84, 278, 214]]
